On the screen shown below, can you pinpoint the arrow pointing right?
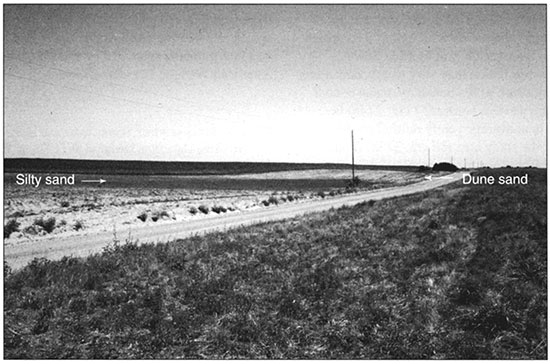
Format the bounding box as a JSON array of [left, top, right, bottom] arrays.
[[81, 178, 106, 184]]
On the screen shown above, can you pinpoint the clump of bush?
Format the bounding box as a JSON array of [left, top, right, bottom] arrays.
[[347, 176, 361, 188], [268, 196, 279, 205], [4, 219, 20, 238], [8, 211, 24, 218], [317, 191, 326, 198], [137, 212, 148, 222], [73, 220, 84, 231], [33, 216, 56, 234], [287, 195, 295, 202], [211, 205, 227, 214], [198, 205, 209, 214], [345, 186, 357, 194]]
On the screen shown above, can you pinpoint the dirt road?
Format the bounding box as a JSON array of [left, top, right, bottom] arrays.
[[4, 172, 464, 270]]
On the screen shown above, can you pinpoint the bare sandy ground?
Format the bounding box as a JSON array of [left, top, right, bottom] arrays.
[[4, 169, 424, 245], [220, 169, 422, 181], [4, 172, 462, 270]]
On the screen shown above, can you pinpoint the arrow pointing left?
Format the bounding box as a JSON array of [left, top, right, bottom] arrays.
[[81, 178, 106, 184]]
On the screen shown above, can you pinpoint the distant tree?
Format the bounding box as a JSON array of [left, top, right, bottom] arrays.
[[432, 162, 458, 172]]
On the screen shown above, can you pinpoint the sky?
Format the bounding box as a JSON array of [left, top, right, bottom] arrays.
[[3, 4, 547, 167]]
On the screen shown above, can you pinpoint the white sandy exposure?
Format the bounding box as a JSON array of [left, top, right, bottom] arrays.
[[219, 168, 423, 181], [4, 171, 462, 270]]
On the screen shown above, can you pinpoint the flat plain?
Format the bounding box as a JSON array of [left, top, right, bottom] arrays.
[[4, 168, 423, 248], [3, 166, 546, 359]]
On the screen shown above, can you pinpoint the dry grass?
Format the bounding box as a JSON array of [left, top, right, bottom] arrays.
[[4, 168, 546, 359]]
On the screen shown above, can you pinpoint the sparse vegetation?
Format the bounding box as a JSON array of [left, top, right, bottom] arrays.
[[347, 176, 361, 188], [73, 220, 84, 231], [198, 205, 209, 214], [33, 216, 56, 234], [4, 219, 20, 238], [211, 205, 227, 214], [8, 211, 24, 218]]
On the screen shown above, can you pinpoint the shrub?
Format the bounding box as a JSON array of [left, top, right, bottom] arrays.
[[4, 219, 20, 238], [261, 200, 270, 206], [287, 195, 295, 202], [137, 212, 148, 222], [23, 225, 40, 235], [198, 205, 209, 214], [347, 176, 361, 188], [160, 210, 170, 219], [60, 201, 70, 208], [189, 206, 199, 215], [73, 220, 84, 231], [212, 205, 227, 214], [345, 187, 357, 194], [33, 217, 56, 233], [268, 196, 279, 205], [317, 191, 326, 198]]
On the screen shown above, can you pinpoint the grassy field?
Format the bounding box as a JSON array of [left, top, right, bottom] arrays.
[[4, 168, 546, 359]]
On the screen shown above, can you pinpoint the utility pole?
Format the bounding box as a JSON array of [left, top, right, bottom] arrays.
[[351, 130, 355, 182]]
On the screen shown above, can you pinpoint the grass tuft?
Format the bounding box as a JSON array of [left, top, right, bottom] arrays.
[[4, 219, 20, 238]]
